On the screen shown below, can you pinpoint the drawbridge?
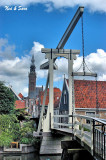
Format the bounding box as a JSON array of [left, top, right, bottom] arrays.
[[33, 7, 106, 160]]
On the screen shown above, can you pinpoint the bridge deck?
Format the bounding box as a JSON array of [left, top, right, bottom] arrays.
[[52, 127, 106, 160], [52, 128, 73, 136]]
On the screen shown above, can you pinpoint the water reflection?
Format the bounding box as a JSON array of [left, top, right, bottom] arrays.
[[1, 151, 94, 160], [1, 154, 61, 160]]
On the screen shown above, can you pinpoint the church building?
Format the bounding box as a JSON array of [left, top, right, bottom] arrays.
[[28, 54, 36, 99], [25, 55, 43, 117]]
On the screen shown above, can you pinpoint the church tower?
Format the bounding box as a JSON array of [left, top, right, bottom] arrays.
[[28, 55, 36, 99]]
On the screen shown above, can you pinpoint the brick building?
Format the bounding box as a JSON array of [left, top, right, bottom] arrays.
[[59, 78, 106, 120]]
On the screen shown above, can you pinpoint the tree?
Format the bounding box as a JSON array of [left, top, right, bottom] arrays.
[[0, 81, 15, 114]]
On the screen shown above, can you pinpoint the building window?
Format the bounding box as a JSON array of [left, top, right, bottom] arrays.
[[86, 112, 95, 124], [64, 90, 67, 104]]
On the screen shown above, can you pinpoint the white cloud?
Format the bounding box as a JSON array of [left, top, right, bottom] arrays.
[[1, 0, 106, 12], [55, 48, 106, 81], [85, 49, 106, 80], [0, 38, 16, 60], [0, 37, 106, 96], [0, 39, 48, 96], [23, 87, 28, 95]]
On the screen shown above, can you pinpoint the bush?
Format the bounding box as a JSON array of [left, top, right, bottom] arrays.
[[0, 132, 13, 147], [20, 137, 31, 144], [19, 120, 36, 145], [0, 114, 21, 147], [0, 114, 37, 146]]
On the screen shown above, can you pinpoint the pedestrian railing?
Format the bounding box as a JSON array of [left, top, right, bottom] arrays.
[[53, 114, 106, 160]]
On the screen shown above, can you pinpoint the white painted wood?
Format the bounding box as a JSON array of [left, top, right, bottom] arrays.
[[83, 124, 91, 130], [57, 7, 84, 49], [73, 117, 78, 136], [72, 72, 97, 77], [49, 53, 54, 129], [54, 115, 69, 118], [53, 122, 72, 127], [37, 73, 49, 132], [75, 121, 81, 126], [41, 48, 80, 54], [90, 120, 93, 155], [81, 118, 84, 145], [68, 54, 73, 124], [43, 104, 51, 132]]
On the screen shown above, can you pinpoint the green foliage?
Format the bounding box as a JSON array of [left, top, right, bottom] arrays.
[[0, 132, 13, 147], [0, 82, 15, 114], [19, 121, 36, 144], [0, 114, 21, 147], [14, 108, 29, 121], [0, 112, 37, 146], [20, 137, 32, 144], [20, 121, 35, 136]]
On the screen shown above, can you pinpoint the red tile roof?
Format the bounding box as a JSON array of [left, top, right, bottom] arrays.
[[66, 79, 106, 108], [18, 93, 24, 99], [15, 100, 26, 109], [40, 88, 61, 108]]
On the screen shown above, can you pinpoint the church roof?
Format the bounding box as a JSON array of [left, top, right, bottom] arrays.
[[40, 88, 61, 108]]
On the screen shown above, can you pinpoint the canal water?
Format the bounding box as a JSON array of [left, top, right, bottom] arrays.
[[0, 151, 94, 160]]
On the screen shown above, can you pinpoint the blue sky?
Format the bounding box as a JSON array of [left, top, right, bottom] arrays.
[[0, 1, 106, 96]]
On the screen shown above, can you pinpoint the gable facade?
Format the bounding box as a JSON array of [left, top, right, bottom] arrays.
[[59, 78, 106, 119]]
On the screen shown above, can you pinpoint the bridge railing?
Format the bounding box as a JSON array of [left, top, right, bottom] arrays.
[[53, 114, 72, 128], [53, 114, 106, 160], [73, 115, 106, 159]]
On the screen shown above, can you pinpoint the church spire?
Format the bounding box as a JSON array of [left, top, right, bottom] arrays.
[[28, 54, 36, 99], [30, 54, 36, 73], [31, 54, 35, 65]]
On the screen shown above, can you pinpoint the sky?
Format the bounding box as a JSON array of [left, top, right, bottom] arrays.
[[0, 0, 106, 96]]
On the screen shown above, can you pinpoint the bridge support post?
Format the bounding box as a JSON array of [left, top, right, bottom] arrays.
[[49, 51, 54, 129], [68, 53, 73, 124], [90, 120, 94, 156], [81, 118, 84, 146]]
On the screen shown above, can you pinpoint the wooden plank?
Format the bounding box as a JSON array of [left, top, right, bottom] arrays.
[[75, 121, 81, 126], [40, 61, 58, 70], [84, 131, 91, 139], [54, 115, 69, 118], [52, 128, 73, 135], [53, 122, 72, 127], [57, 7, 84, 49], [82, 124, 91, 130], [41, 48, 80, 54], [73, 114, 94, 121], [72, 72, 97, 77]]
